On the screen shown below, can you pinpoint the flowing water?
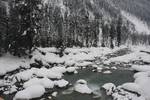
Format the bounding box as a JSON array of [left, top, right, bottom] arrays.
[[54, 68, 134, 100], [1, 68, 134, 100]]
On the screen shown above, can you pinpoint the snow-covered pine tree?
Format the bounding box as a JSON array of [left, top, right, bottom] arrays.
[[116, 15, 122, 47], [9, 0, 42, 56]]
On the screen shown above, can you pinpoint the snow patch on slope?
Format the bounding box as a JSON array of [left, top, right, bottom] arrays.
[[121, 11, 150, 35]]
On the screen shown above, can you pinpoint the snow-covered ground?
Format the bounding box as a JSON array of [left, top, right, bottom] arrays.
[[0, 45, 150, 99], [122, 11, 150, 35], [102, 46, 150, 100]]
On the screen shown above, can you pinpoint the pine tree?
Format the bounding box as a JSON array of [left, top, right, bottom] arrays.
[[116, 15, 122, 47], [0, 1, 9, 54], [9, 0, 42, 56], [110, 22, 116, 49]]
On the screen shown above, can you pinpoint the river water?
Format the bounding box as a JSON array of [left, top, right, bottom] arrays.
[[2, 68, 134, 100], [55, 68, 134, 100]]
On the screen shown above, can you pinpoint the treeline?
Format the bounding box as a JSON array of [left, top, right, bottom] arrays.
[[0, 0, 150, 56]]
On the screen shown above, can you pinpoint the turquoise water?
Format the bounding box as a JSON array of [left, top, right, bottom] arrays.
[[54, 68, 134, 100], [1, 68, 134, 100]]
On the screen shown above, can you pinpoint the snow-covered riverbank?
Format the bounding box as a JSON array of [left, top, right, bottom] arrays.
[[0, 46, 150, 100]]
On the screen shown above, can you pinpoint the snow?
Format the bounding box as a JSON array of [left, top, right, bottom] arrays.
[[132, 65, 150, 72], [0, 53, 30, 76], [54, 79, 69, 88], [14, 85, 45, 100], [74, 79, 92, 94], [105, 51, 150, 64], [134, 75, 150, 100], [103, 70, 112, 74], [121, 11, 150, 35], [1, 46, 150, 99], [121, 83, 141, 94], [66, 67, 77, 73], [51, 91, 58, 97], [111, 66, 117, 70], [102, 83, 145, 100], [23, 78, 54, 89], [102, 83, 116, 95], [0, 80, 4, 87], [9, 85, 17, 94], [133, 72, 149, 79], [16, 68, 37, 81], [76, 61, 92, 67]]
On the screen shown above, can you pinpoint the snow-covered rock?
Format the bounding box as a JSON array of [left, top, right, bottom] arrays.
[[0, 53, 30, 76], [103, 70, 112, 74], [0, 80, 4, 87], [14, 85, 45, 100], [66, 67, 77, 73], [74, 79, 92, 94], [102, 83, 116, 95], [16, 68, 37, 81], [23, 78, 54, 89], [121, 83, 141, 94], [105, 51, 150, 64], [132, 65, 150, 72], [54, 79, 69, 88], [51, 91, 58, 97], [76, 61, 92, 67]]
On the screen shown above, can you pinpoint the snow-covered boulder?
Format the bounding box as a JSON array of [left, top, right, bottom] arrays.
[[23, 78, 54, 89], [15, 68, 37, 81], [121, 83, 141, 94], [102, 83, 116, 95], [51, 91, 58, 97], [103, 70, 112, 74], [76, 61, 92, 67], [35, 67, 65, 79], [54, 79, 69, 88], [14, 85, 45, 100], [74, 79, 92, 94], [132, 65, 150, 72], [0, 80, 4, 87], [66, 67, 77, 73]]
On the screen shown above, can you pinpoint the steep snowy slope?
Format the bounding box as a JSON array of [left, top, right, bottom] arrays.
[[111, 0, 150, 26], [43, 0, 150, 35]]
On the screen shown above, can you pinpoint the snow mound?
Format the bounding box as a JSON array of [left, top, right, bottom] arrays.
[[105, 51, 150, 63], [16, 68, 37, 81], [0, 53, 30, 76], [74, 79, 92, 94], [54, 79, 69, 88], [132, 65, 150, 72], [66, 67, 77, 73], [102, 83, 116, 95], [23, 78, 54, 89], [103, 70, 112, 74], [14, 85, 45, 100], [121, 83, 141, 94]]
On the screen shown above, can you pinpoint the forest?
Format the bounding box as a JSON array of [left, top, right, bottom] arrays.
[[0, 0, 150, 56], [1, 0, 150, 100]]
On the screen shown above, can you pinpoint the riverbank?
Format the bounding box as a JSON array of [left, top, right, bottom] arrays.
[[0, 45, 150, 100]]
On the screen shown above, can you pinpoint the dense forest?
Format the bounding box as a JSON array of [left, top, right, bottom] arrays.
[[0, 0, 150, 56]]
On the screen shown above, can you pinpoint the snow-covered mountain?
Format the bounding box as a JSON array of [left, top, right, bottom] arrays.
[[42, 0, 150, 35], [1, 0, 150, 35]]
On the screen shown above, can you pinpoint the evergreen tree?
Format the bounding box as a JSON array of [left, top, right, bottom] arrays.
[[110, 21, 116, 49], [116, 15, 122, 47], [9, 0, 42, 56]]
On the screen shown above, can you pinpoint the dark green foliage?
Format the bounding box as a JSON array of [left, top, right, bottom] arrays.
[[0, 0, 150, 57], [116, 15, 122, 47], [8, 0, 42, 56]]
